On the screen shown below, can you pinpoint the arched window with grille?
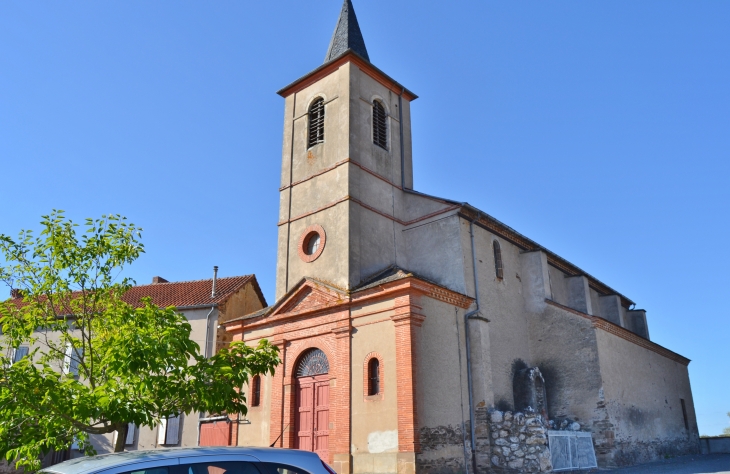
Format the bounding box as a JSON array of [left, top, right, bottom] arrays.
[[493, 240, 504, 280], [372, 100, 387, 149], [308, 98, 325, 148], [368, 358, 380, 395], [251, 375, 261, 407]]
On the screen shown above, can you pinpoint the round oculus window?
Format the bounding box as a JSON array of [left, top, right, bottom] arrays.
[[298, 224, 326, 263], [305, 233, 320, 255]]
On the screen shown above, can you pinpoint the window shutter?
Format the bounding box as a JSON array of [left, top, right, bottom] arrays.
[[72, 348, 83, 376], [165, 416, 181, 445], [157, 418, 168, 444], [63, 344, 73, 374], [12, 346, 28, 364], [65, 346, 83, 376], [125, 423, 136, 445]]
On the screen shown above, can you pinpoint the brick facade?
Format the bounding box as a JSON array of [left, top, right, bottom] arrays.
[[224, 276, 472, 474]]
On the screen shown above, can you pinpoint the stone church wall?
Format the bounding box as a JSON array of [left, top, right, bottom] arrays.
[[594, 329, 700, 466], [413, 297, 473, 474], [488, 409, 552, 473]]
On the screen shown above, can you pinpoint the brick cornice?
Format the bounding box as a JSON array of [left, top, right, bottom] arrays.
[[544, 299, 690, 366], [277, 51, 417, 101], [353, 276, 474, 310], [390, 312, 426, 327], [331, 325, 352, 339]]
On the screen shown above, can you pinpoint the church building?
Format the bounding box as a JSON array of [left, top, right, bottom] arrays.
[[223, 2, 699, 472]]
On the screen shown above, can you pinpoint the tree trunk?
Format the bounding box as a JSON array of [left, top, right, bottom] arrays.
[[114, 424, 127, 452]]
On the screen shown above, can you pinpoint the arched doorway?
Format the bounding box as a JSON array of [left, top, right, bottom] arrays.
[[295, 348, 330, 460]]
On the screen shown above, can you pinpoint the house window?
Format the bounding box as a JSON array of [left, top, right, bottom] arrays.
[[12, 346, 29, 364], [251, 375, 261, 407], [125, 423, 136, 445], [308, 98, 325, 148], [680, 399, 689, 430], [373, 100, 387, 149], [63, 343, 83, 377], [158, 415, 181, 445], [493, 240, 504, 280], [368, 358, 380, 395]]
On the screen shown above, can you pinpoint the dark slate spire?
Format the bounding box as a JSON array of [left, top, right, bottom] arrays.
[[324, 0, 370, 63]]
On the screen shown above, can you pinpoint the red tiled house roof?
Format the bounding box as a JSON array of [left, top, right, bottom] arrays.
[[121, 275, 264, 309], [7, 275, 267, 312]]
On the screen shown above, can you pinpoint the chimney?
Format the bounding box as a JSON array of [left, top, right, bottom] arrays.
[[211, 266, 218, 298], [152, 276, 168, 284], [10, 288, 23, 299]]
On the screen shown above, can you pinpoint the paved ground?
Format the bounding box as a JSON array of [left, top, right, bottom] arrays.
[[601, 454, 730, 473]]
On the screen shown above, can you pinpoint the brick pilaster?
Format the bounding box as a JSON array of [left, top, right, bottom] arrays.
[[269, 338, 287, 447], [391, 295, 425, 453], [331, 321, 352, 473]]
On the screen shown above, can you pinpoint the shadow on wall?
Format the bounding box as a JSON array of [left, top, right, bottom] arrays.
[[513, 366, 549, 423]]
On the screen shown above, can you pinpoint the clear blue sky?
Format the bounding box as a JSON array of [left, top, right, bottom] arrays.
[[1, 1, 728, 435]]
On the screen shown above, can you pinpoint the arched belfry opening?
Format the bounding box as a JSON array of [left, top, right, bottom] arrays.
[[294, 348, 330, 460]]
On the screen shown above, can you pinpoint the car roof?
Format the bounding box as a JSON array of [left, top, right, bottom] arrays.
[[42, 447, 321, 474]]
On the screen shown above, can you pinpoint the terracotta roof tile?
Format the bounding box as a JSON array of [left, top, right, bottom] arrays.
[[121, 276, 257, 308], [7, 275, 265, 311]]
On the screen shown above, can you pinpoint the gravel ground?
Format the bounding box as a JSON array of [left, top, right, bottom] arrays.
[[599, 454, 730, 473]]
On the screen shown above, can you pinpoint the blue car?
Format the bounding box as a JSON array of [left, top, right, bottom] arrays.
[[41, 447, 337, 474]]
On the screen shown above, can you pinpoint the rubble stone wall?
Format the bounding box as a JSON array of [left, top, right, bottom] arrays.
[[488, 409, 552, 473]]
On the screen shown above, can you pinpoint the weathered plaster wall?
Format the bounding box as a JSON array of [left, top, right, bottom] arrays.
[[350, 305, 399, 474], [595, 330, 699, 466], [238, 372, 272, 447], [219, 282, 266, 324], [547, 266, 568, 308], [528, 304, 603, 427], [276, 62, 352, 298], [403, 214, 466, 295], [414, 297, 471, 474], [349, 68, 411, 188], [462, 220, 532, 411]]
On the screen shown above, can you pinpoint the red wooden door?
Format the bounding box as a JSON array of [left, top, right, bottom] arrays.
[[296, 375, 329, 460], [313, 380, 330, 459], [296, 380, 314, 451]]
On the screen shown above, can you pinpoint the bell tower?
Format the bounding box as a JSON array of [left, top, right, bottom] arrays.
[[275, 0, 418, 299]]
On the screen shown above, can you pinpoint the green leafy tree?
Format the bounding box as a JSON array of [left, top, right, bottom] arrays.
[[0, 211, 279, 471], [724, 412, 730, 436]]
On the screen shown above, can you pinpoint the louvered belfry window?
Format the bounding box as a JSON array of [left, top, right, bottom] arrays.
[[373, 100, 387, 149], [308, 98, 325, 148]]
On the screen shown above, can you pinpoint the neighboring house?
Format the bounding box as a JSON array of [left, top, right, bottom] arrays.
[[89, 273, 267, 455], [6, 272, 266, 464], [222, 2, 700, 473]]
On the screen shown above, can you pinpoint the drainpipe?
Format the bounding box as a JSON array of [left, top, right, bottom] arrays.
[[464, 216, 481, 474], [199, 266, 219, 446], [398, 88, 406, 190]]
